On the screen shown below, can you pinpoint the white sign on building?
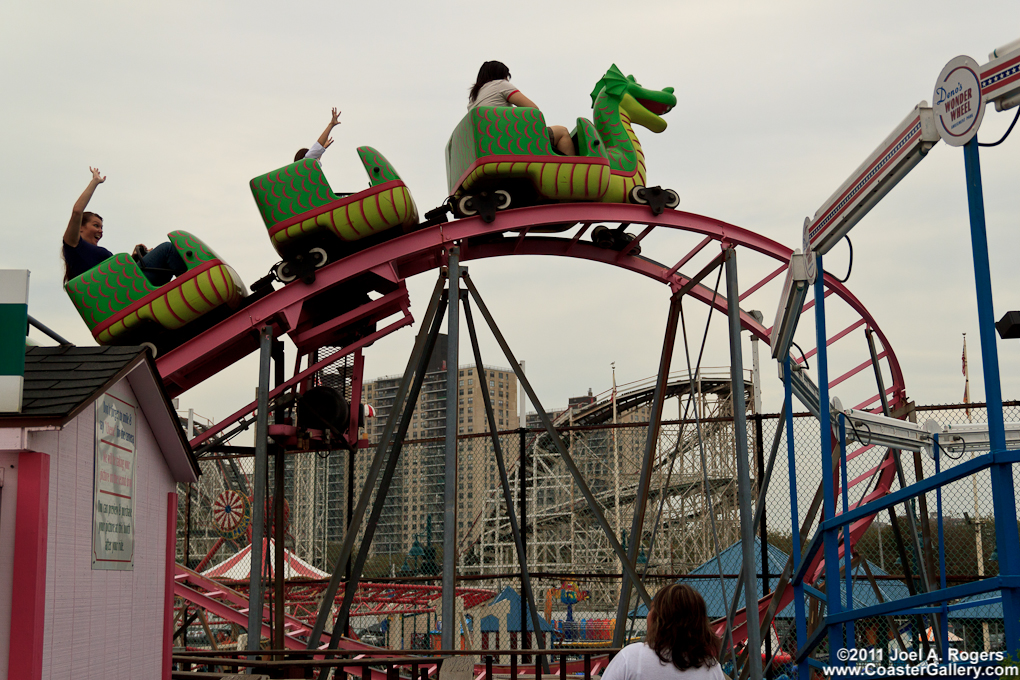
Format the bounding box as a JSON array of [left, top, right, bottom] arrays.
[[93, 392, 137, 570]]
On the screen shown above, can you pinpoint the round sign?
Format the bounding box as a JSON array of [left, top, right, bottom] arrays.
[[933, 55, 985, 147], [211, 489, 251, 542]]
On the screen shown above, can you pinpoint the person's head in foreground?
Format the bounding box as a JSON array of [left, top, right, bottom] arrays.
[[647, 583, 721, 671]]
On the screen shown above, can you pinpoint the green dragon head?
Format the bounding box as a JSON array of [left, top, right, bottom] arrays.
[[590, 64, 676, 133]]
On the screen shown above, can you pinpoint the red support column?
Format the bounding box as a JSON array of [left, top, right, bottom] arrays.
[[164, 491, 178, 680], [8, 451, 50, 680]]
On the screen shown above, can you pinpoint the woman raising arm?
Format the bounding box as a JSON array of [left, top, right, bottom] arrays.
[[62, 167, 113, 282]]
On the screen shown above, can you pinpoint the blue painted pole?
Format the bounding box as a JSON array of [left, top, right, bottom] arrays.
[[962, 138, 1020, 655], [784, 356, 808, 680], [934, 434, 948, 656], [839, 415, 853, 659], [814, 255, 843, 666]]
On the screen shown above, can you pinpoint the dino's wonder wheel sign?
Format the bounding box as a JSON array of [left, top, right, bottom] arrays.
[[212, 489, 251, 541], [934, 55, 985, 146]]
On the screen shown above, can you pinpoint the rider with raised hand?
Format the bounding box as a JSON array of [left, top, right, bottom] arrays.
[[62, 166, 112, 283], [295, 107, 341, 163], [61, 167, 187, 286]]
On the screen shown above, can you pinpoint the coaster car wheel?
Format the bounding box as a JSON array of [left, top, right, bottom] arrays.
[[494, 189, 511, 210], [630, 185, 676, 216], [310, 247, 328, 269], [664, 189, 680, 209], [591, 225, 615, 249], [276, 261, 297, 283], [457, 196, 478, 217], [614, 230, 641, 255]]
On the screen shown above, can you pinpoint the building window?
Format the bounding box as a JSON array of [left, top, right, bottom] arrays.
[[489, 380, 494, 387]]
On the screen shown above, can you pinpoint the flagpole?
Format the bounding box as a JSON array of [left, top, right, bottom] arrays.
[[963, 333, 972, 422]]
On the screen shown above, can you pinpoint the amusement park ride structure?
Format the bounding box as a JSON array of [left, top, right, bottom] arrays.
[[472, 369, 753, 600], [54, 48, 1020, 677], [160, 66, 906, 675]]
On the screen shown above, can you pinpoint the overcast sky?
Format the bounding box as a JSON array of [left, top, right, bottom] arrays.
[[5, 1, 1020, 429]]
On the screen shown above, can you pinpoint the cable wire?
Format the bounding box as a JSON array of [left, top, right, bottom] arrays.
[[979, 105, 1020, 147]]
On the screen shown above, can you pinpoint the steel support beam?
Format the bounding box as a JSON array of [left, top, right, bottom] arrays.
[[462, 298, 548, 670], [247, 325, 273, 654], [328, 294, 449, 649], [814, 254, 844, 667], [462, 272, 652, 606], [307, 276, 447, 649], [613, 289, 682, 646], [963, 138, 1020, 654], [865, 327, 932, 650], [441, 248, 461, 649], [725, 248, 762, 680], [272, 340, 286, 655]]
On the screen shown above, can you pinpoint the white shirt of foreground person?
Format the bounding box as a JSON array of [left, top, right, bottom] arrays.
[[599, 643, 728, 680]]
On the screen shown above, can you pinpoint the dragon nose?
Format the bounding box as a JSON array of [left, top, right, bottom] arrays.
[[664, 87, 675, 94]]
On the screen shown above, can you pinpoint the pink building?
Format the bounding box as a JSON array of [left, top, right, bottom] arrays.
[[0, 346, 198, 680]]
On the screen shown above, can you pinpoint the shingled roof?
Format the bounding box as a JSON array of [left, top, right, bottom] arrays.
[[1, 345, 199, 481], [9, 345, 149, 423]]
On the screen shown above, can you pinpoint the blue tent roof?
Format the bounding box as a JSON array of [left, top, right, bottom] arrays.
[[479, 586, 555, 632], [948, 589, 1003, 620], [629, 539, 912, 620]]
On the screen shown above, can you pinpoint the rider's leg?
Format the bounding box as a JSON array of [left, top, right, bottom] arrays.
[[549, 126, 576, 156], [140, 242, 187, 286]]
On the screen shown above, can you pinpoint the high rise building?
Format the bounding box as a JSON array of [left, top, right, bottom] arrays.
[[355, 335, 520, 570]]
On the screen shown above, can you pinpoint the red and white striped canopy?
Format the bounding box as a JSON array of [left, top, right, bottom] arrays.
[[201, 539, 329, 580]]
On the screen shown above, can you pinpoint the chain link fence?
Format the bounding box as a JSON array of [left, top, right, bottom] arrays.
[[175, 400, 1019, 662]]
